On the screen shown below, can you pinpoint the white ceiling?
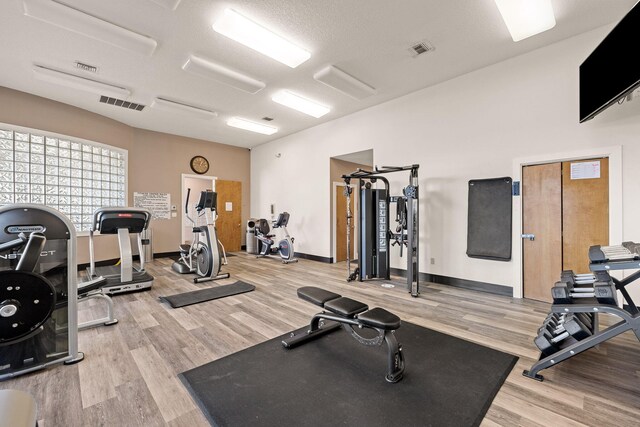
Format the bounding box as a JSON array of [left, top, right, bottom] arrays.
[[0, 0, 636, 148]]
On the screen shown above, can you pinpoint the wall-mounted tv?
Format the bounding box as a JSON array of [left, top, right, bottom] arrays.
[[580, 2, 640, 122]]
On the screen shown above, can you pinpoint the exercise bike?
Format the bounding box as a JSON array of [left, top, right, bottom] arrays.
[[172, 189, 230, 283], [255, 212, 298, 264]]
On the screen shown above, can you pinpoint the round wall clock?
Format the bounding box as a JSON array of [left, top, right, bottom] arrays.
[[190, 155, 209, 174]]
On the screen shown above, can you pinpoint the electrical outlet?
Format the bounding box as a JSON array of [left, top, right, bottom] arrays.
[[430, 257, 435, 265]]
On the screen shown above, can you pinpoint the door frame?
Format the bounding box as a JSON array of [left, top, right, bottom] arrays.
[[332, 181, 357, 263], [512, 146, 622, 298], [181, 173, 217, 244]]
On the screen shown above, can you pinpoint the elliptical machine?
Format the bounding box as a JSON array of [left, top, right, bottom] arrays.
[[255, 212, 298, 264], [172, 189, 230, 283]]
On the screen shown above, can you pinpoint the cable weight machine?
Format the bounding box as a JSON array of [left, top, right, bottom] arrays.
[[342, 165, 419, 297]]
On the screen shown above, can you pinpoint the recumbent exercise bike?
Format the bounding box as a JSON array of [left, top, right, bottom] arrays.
[[171, 189, 230, 283], [255, 212, 298, 264]]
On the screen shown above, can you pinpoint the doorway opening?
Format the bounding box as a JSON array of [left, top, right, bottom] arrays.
[[330, 149, 373, 263], [181, 174, 216, 246]]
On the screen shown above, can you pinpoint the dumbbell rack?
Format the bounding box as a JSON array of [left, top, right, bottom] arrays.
[[523, 243, 640, 381]]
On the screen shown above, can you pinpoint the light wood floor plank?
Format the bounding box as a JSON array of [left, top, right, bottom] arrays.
[[2, 252, 639, 426]]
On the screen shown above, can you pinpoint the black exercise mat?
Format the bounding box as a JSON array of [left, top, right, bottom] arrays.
[[180, 322, 518, 427], [467, 177, 513, 261], [159, 281, 255, 308]]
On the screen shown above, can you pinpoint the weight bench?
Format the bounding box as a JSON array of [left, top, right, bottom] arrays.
[[282, 286, 405, 383]]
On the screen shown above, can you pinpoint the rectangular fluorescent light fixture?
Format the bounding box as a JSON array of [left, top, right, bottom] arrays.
[[272, 90, 330, 118], [212, 9, 310, 68], [227, 117, 278, 135], [152, 98, 217, 119], [150, 0, 181, 11], [494, 0, 556, 42], [23, 0, 157, 55], [313, 65, 376, 100], [182, 55, 265, 94], [32, 65, 131, 98]]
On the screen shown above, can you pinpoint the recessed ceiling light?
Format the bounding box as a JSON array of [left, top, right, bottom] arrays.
[[493, 0, 556, 42], [182, 55, 265, 94], [23, 0, 157, 55], [32, 65, 130, 98], [227, 117, 278, 135], [152, 98, 217, 120], [313, 65, 376, 100], [272, 90, 330, 118], [212, 9, 310, 68]]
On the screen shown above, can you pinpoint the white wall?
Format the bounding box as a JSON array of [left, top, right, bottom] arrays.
[[251, 25, 640, 301]]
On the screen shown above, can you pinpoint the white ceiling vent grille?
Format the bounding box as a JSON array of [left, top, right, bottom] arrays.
[[75, 61, 98, 73], [100, 96, 145, 111], [409, 40, 435, 57]]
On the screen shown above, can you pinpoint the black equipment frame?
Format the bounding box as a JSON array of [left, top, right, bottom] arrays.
[[524, 249, 640, 381], [342, 165, 419, 297]]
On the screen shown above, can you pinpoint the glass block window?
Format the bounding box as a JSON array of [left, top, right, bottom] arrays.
[[0, 127, 127, 232]]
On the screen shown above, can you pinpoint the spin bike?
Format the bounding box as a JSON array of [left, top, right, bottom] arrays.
[[171, 189, 230, 283], [255, 212, 298, 264]]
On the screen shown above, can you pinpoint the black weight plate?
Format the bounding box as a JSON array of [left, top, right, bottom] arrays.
[[0, 270, 56, 345]]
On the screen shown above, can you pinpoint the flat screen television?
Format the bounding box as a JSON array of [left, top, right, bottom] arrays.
[[580, 2, 640, 122]]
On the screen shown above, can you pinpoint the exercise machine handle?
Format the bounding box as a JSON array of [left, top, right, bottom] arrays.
[[185, 188, 191, 214], [0, 233, 28, 253]]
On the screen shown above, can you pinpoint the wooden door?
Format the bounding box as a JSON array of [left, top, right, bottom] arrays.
[[523, 163, 563, 302], [336, 184, 354, 262], [562, 158, 609, 273], [216, 180, 242, 252]]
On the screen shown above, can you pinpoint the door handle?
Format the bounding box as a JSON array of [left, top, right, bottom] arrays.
[[521, 234, 535, 241]]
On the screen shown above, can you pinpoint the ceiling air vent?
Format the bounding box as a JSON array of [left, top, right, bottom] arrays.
[[262, 116, 274, 121], [99, 95, 145, 111], [409, 39, 435, 57], [75, 61, 98, 73]]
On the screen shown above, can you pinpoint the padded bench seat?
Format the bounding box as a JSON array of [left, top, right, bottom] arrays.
[[358, 307, 401, 330], [297, 286, 341, 307], [324, 297, 368, 318], [285, 286, 406, 383]]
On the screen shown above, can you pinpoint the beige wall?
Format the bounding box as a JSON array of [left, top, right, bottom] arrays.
[[0, 86, 250, 264]]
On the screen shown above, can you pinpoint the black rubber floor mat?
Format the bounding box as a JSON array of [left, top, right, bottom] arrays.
[[159, 281, 255, 308], [180, 321, 518, 427]]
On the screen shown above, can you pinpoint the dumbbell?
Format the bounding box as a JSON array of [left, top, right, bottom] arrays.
[[534, 314, 592, 355], [560, 270, 596, 286], [534, 329, 568, 356], [594, 281, 618, 305], [551, 280, 618, 305], [539, 313, 566, 333], [574, 312, 593, 330], [561, 315, 592, 340]]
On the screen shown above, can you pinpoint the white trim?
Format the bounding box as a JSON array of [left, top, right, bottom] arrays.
[[511, 145, 623, 299], [332, 181, 357, 263], [181, 173, 217, 244]]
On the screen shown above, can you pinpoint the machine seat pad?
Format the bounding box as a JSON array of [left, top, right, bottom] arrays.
[[297, 287, 341, 307], [179, 244, 190, 253], [357, 308, 401, 330], [324, 297, 369, 317]]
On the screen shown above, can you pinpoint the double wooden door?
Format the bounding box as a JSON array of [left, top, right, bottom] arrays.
[[523, 158, 609, 302]]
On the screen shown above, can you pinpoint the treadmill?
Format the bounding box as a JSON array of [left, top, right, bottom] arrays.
[[87, 207, 154, 295]]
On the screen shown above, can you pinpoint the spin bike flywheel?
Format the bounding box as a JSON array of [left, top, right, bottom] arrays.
[[0, 270, 57, 346]]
